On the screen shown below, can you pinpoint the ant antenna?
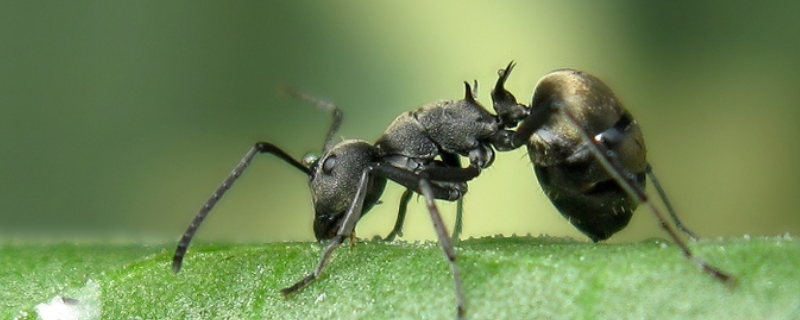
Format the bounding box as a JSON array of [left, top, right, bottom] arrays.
[[280, 86, 343, 154]]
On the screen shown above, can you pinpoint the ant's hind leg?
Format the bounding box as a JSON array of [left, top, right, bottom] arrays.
[[558, 106, 734, 284]]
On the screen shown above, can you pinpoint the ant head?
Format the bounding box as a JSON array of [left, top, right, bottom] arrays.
[[310, 140, 387, 241], [491, 61, 529, 128]]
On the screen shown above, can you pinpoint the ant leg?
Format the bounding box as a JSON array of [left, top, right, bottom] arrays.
[[283, 162, 469, 317], [420, 164, 479, 241], [383, 154, 469, 242], [281, 164, 377, 295], [376, 164, 470, 320], [367, 164, 470, 319], [418, 176, 466, 320], [382, 188, 464, 243], [384, 188, 413, 241], [646, 163, 700, 241], [282, 162, 469, 292], [452, 198, 464, 242], [173, 142, 310, 273], [439, 152, 465, 241], [387, 163, 479, 242], [558, 107, 734, 284]]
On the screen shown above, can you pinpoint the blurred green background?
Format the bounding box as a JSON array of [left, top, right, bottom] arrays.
[[1, 1, 798, 243]]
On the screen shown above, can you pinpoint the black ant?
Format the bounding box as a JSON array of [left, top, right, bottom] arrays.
[[171, 62, 733, 320]]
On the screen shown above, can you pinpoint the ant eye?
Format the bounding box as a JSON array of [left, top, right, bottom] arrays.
[[321, 155, 337, 174]]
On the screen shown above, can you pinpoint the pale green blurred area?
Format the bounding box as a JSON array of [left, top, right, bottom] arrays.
[[1, 1, 798, 243]]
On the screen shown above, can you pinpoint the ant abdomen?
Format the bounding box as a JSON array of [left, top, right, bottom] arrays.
[[527, 69, 647, 241]]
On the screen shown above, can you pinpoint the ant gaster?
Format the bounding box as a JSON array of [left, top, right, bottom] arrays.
[[172, 62, 733, 320]]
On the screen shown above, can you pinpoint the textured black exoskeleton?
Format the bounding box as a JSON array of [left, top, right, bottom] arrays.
[[172, 62, 733, 320]]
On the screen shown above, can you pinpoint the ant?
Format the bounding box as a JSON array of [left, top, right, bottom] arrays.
[[171, 62, 733, 320]]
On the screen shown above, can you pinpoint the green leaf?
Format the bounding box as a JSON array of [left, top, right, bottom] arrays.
[[4, 236, 799, 320]]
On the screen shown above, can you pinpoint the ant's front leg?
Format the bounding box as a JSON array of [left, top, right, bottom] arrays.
[[280, 162, 464, 292], [282, 162, 470, 320], [281, 163, 378, 295]]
